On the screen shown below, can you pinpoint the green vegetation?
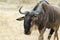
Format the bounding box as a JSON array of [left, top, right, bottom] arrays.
[[0, 0, 7, 2]]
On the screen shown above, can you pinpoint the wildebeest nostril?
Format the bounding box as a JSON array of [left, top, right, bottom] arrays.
[[24, 31, 31, 35]]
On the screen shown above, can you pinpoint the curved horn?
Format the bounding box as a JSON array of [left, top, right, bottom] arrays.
[[19, 6, 24, 14]]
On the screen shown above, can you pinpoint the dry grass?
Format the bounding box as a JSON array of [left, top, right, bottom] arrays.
[[0, 0, 60, 40]]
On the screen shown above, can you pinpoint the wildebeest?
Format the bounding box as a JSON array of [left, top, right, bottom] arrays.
[[16, 0, 60, 40]]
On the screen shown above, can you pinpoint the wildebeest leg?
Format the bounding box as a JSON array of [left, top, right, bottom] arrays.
[[48, 29, 54, 40], [38, 27, 46, 40], [54, 26, 59, 40]]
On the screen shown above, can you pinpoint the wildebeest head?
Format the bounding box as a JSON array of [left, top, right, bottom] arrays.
[[17, 6, 38, 35], [16, 1, 49, 35]]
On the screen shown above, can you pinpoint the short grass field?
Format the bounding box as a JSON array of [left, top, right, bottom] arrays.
[[0, 0, 60, 40]]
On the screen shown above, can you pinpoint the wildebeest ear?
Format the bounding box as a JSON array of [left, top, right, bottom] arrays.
[[16, 16, 24, 21], [41, 3, 49, 12]]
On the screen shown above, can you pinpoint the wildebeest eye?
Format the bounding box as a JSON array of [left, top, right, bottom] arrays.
[[32, 15, 38, 21], [33, 15, 37, 17], [33, 14, 38, 17]]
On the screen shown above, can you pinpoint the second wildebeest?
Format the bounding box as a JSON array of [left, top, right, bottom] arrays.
[[16, 0, 60, 40]]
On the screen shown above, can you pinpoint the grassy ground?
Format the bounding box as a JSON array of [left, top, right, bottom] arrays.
[[0, 0, 60, 40]]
